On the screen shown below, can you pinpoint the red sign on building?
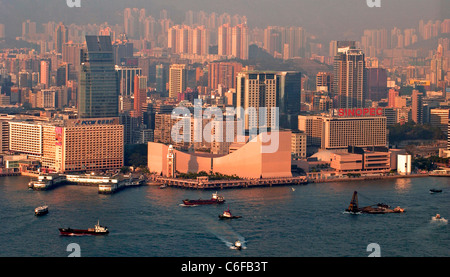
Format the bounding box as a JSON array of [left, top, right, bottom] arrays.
[[337, 108, 383, 117]]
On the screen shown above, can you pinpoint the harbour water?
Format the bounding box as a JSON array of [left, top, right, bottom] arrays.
[[0, 175, 448, 257]]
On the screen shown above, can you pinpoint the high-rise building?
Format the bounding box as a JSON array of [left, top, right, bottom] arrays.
[[54, 23, 68, 54], [115, 65, 142, 96], [8, 119, 123, 173], [411, 90, 423, 124], [169, 64, 187, 98], [333, 46, 367, 109], [236, 71, 301, 130], [218, 23, 248, 60], [367, 67, 387, 101], [155, 64, 167, 96], [316, 72, 333, 93], [208, 61, 243, 91], [134, 75, 147, 118], [40, 60, 51, 88], [78, 35, 119, 119], [298, 113, 387, 151]]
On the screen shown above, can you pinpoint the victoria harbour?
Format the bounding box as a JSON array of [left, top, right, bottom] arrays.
[[0, 175, 448, 257]]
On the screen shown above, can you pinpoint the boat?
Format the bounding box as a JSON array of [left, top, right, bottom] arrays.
[[234, 240, 242, 250], [59, 221, 109, 236], [219, 206, 242, 219], [160, 184, 167, 189], [35, 206, 48, 216], [345, 191, 405, 214], [430, 189, 443, 194], [182, 192, 225, 206], [432, 214, 448, 223]]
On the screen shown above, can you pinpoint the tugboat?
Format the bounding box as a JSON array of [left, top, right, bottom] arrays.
[[182, 192, 225, 206], [34, 206, 48, 216], [234, 240, 242, 250], [219, 206, 242, 219], [345, 191, 405, 214], [430, 189, 443, 194], [59, 220, 109, 236]]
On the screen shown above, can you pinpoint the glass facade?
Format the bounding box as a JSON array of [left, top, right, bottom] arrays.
[[79, 35, 119, 118]]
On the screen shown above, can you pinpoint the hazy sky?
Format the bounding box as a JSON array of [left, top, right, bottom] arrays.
[[0, 0, 447, 42]]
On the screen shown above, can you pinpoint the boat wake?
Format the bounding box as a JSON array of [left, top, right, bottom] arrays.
[[179, 204, 198, 207], [208, 225, 247, 250], [431, 216, 448, 224]]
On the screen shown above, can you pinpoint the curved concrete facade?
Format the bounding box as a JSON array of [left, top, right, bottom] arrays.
[[148, 131, 292, 179]]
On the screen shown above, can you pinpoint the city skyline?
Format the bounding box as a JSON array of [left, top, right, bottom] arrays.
[[0, 0, 449, 43]]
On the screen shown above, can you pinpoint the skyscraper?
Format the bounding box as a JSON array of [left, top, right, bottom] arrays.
[[78, 35, 119, 118], [411, 90, 423, 124], [40, 60, 50, 88], [169, 64, 186, 98], [236, 71, 301, 131], [134, 75, 147, 118], [333, 46, 367, 109], [54, 23, 68, 54], [155, 64, 167, 96]]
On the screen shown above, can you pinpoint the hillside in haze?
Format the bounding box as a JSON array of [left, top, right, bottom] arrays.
[[0, 0, 448, 42]]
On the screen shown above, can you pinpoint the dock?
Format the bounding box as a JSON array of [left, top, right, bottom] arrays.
[[28, 173, 146, 194], [156, 176, 308, 189]]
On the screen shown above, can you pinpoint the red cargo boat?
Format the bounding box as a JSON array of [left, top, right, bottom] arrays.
[[59, 221, 109, 236], [182, 192, 225, 206]]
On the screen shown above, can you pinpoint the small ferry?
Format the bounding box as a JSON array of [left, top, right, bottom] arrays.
[[34, 206, 48, 216], [182, 192, 225, 206], [59, 221, 109, 236], [219, 206, 242, 219]]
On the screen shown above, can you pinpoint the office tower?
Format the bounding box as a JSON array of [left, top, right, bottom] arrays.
[[115, 65, 142, 96], [40, 60, 51, 88], [411, 90, 423, 124], [277, 71, 302, 130], [112, 37, 134, 65], [367, 67, 387, 101], [54, 23, 68, 54], [169, 64, 186, 98], [56, 64, 70, 87], [134, 75, 147, 118], [208, 62, 243, 91], [155, 64, 167, 96], [79, 35, 118, 119], [333, 46, 367, 109], [236, 71, 301, 131]]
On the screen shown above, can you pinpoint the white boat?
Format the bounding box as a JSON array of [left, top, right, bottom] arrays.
[[234, 240, 242, 250], [35, 206, 49, 216]]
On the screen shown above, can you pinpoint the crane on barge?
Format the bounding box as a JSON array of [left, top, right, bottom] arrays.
[[345, 191, 405, 214]]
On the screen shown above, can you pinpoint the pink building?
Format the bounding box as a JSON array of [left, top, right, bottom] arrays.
[[148, 131, 292, 179]]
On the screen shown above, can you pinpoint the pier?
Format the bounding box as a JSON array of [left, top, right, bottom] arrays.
[[156, 176, 308, 189], [28, 173, 146, 194]]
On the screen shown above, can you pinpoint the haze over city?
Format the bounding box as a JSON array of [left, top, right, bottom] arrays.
[[0, 0, 448, 42]]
